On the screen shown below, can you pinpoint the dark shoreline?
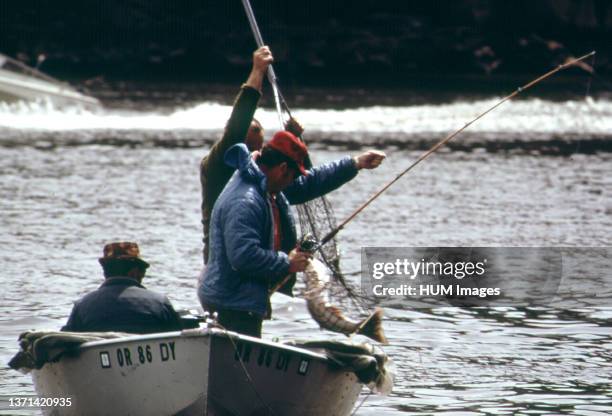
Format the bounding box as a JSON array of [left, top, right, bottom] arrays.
[[86, 75, 608, 111], [1, 0, 610, 91]]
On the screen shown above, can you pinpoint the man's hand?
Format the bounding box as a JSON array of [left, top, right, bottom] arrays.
[[288, 248, 312, 273], [245, 46, 274, 92], [354, 150, 386, 170], [252, 46, 274, 73], [285, 117, 304, 137]]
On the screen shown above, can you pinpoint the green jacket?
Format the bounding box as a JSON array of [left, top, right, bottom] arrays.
[[200, 85, 261, 263]]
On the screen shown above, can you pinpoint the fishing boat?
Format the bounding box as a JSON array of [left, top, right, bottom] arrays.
[[12, 325, 391, 416], [0, 53, 100, 107]]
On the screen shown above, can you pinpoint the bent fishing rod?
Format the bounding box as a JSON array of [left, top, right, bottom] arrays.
[[315, 51, 596, 250]]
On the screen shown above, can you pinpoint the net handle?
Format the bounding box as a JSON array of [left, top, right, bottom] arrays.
[[241, 0, 287, 129]]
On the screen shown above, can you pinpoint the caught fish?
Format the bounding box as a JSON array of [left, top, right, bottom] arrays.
[[303, 259, 388, 344]]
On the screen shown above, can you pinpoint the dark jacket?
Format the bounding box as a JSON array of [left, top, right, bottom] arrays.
[[200, 85, 261, 263], [62, 277, 182, 334], [198, 143, 358, 317]]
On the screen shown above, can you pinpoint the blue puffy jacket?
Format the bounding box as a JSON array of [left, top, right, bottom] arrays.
[[198, 143, 358, 317]]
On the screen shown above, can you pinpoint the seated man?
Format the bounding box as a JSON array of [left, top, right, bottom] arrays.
[[199, 131, 385, 337], [62, 242, 182, 334]]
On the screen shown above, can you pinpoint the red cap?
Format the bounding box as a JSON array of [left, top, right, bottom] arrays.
[[267, 131, 308, 175]]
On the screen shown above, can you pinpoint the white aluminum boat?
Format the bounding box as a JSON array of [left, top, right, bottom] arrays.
[[27, 328, 368, 415], [0, 53, 100, 107]]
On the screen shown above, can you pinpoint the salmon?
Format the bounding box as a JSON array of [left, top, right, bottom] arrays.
[[303, 259, 388, 344]]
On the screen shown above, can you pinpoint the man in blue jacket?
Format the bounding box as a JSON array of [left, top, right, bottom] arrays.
[[198, 131, 385, 337], [200, 45, 304, 264]]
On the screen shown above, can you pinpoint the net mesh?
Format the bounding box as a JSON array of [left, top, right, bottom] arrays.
[[296, 195, 372, 312], [278, 103, 372, 313]]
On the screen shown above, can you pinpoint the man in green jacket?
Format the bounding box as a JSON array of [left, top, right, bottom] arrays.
[[200, 46, 302, 264]]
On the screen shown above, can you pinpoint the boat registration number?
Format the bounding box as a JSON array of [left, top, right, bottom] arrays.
[[233, 341, 307, 375], [99, 341, 176, 369]]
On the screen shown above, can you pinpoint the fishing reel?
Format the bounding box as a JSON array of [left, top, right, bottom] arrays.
[[298, 233, 318, 254]]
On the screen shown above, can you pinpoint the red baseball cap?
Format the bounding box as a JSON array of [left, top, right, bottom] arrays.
[[267, 131, 308, 175]]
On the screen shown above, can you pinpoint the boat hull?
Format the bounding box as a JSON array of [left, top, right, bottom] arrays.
[[206, 334, 361, 416], [0, 68, 100, 107], [31, 329, 362, 416], [32, 332, 210, 415]]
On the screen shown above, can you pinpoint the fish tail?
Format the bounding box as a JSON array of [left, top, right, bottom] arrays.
[[357, 308, 388, 344]]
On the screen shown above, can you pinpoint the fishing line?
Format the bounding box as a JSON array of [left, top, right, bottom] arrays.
[[584, 53, 596, 99], [350, 390, 372, 416], [575, 53, 597, 155], [316, 51, 597, 250]]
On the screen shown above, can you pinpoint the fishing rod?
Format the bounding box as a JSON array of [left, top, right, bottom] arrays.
[[316, 51, 596, 249]]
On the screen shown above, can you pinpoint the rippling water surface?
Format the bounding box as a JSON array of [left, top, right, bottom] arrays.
[[1, 88, 611, 415]]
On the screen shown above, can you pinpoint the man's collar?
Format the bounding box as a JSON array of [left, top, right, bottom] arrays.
[[102, 277, 144, 288]]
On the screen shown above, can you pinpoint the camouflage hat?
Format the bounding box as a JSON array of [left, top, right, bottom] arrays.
[[98, 242, 150, 268]]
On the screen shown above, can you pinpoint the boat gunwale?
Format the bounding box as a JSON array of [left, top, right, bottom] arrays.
[[72, 327, 333, 362]]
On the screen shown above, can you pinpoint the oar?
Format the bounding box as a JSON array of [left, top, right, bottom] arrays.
[[316, 51, 597, 249]]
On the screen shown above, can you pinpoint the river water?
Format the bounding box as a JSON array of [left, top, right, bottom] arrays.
[[0, 85, 611, 415]]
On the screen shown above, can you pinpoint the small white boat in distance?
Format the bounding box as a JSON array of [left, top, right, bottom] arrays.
[[0, 53, 100, 108], [14, 327, 393, 415]]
